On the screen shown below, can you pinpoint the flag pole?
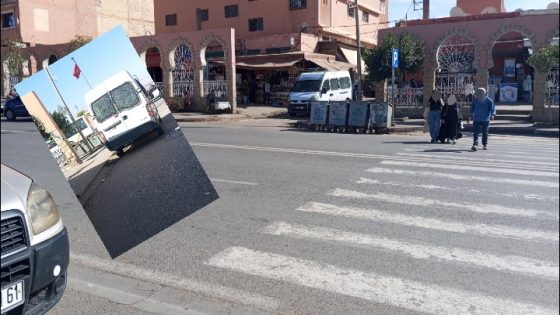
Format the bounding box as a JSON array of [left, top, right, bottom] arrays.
[[71, 57, 93, 89]]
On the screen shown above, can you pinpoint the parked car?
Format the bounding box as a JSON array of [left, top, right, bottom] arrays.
[[85, 70, 163, 157], [288, 71, 353, 116], [1, 163, 69, 314], [3, 95, 30, 121]]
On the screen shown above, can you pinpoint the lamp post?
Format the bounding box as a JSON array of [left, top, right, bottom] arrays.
[[354, 0, 363, 101]]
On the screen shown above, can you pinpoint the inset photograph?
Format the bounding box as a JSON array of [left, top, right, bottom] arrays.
[[15, 26, 218, 258]]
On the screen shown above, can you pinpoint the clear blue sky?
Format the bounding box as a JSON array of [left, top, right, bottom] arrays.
[[16, 25, 151, 118], [388, 0, 558, 25]]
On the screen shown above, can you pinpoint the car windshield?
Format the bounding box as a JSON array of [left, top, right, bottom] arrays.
[[64, 118, 89, 138], [91, 94, 117, 123], [292, 80, 322, 93], [111, 82, 141, 111]]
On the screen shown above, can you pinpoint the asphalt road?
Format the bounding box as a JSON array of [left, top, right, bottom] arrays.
[[1, 116, 559, 314]]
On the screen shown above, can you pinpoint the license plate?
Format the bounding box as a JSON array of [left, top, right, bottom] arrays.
[[1, 281, 24, 312]]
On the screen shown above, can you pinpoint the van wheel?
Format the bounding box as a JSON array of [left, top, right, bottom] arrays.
[[5, 109, 16, 121], [156, 126, 164, 136], [116, 148, 125, 157]]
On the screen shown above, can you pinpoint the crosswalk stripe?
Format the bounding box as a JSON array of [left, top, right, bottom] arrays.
[[396, 153, 559, 168], [380, 160, 558, 177], [329, 188, 558, 220], [296, 202, 559, 242], [207, 247, 558, 315], [402, 148, 559, 160], [356, 177, 559, 201], [366, 167, 559, 188], [262, 222, 559, 280]]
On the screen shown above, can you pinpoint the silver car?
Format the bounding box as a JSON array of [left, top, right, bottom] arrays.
[[1, 164, 69, 315]]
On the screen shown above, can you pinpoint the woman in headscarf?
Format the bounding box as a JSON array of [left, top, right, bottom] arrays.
[[438, 94, 462, 144], [426, 90, 444, 143]]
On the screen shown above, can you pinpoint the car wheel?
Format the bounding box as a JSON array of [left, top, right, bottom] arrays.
[[5, 109, 16, 121], [116, 148, 125, 157]]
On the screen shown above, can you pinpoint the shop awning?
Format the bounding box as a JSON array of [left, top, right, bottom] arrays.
[[233, 52, 354, 72], [339, 47, 368, 71]]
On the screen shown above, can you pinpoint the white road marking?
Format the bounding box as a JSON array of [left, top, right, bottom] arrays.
[[356, 177, 454, 190], [262, 222, 559, 280], [296, 202, 559, 242], [396, 153, 559, 168], [356, 177, 559, 201], [380, 160, 558, 177], [70, 252, 279, 311], [207, 247, 558, 315], [329, 188, 558, 220], [366, 167, 559, 188], [210, 178, 259, 186]]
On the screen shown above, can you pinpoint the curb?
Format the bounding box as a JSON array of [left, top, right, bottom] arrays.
[[173, 109, 287, 123], [293, 121, 424, 134]]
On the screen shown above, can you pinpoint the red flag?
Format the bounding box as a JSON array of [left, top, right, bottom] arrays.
[[73, 63, 81, 79]]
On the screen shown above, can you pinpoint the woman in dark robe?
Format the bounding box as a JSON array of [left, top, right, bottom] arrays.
[[438, 94, 462, 144]]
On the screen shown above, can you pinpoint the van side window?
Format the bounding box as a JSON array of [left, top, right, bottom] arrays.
[[322, 80, 330, 91], [111, 82, 141, 111], [339, 77, 351, 89], [330, 78, 340, 90]]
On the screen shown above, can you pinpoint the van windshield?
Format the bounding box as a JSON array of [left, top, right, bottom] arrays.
[[292, 80, 322, 93], [111, 82, 141, 111], [91, 94, 117, 123]]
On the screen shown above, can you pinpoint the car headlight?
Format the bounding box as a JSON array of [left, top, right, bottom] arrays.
[[26, 182, 61, 235]]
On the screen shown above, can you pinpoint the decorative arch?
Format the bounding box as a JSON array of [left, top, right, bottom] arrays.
[[433, 27, 480, 70], [40, 48, 60, 69], [546, 27, 559, 46], [138, 38, 164, 67], [486, 24, 537, 68], [198, 33, 229, 68], [167, 37, 195, 69]]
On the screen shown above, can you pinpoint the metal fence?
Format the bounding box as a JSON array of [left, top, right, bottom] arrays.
[[203, 80, 228, 98], [545, 68, 559, 107], [435, 71, 476, 107], [386, 86, 424, 108]]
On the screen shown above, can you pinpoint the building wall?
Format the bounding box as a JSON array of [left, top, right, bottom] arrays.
[[154, 0, 387, 49], [457, 0, 506, 15], [95, 0, 155, 37]]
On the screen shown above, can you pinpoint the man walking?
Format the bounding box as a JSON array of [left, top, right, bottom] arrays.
[[470, 87, 496, 151]]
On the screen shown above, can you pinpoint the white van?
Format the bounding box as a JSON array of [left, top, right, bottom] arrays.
[[288, 71, 353, 116], [85, 70, 163, 156], [66, 116, 94, 146]]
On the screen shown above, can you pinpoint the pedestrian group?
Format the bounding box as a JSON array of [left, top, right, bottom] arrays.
[[425, 87, 496, 151]]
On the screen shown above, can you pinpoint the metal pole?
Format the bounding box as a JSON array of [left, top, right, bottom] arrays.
[[45, 66, 93, 153], [391, 67, 395, 126], [355, 0, 362, 101]]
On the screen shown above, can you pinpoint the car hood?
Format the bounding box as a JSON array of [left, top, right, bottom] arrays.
[[1, 164, 32, 212], [289, 91, 320, 101]]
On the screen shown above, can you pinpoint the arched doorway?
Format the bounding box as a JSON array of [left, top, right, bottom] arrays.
[[42, 54, 58, 69], [171, 44, 195, 107], [489, 31, 534, 104], [145, 47, 163, 94], [435, 34, 477, 107], [200, 39, 227, 99]]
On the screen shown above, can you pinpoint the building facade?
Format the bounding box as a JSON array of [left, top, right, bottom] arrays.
[[1, 0, 155, 96], [377, 0, 559, 122]]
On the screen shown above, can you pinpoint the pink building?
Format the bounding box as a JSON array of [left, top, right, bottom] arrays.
[[377, 0, 559, 122]]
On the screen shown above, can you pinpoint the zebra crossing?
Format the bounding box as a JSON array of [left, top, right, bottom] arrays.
[[206, 138, 559, 314]]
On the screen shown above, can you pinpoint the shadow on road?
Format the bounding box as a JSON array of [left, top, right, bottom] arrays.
[[70, 112, 219, 258]]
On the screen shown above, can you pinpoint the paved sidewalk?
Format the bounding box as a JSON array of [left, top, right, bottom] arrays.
[[173, 104, 287, 123], [62, 148, 116, 197]]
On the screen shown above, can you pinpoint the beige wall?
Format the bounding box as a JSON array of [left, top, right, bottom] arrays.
[[21, 91, 76, 163], [95, 0, 155, 37], [154, 0, 387, 49]]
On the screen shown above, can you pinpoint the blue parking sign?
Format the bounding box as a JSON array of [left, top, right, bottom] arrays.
[[392, 48, 399, 68]]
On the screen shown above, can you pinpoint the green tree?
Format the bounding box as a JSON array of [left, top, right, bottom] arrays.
[[363, 32, 425, 82], [76, 109, 87, 117], [30, 116, 51, 141], [65, 35, 92, 56], [51, 108, 75, 138], [4, 39, 25, 79], [527, 45, 559, 72]]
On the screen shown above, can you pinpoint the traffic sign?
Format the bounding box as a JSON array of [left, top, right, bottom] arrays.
[[392, 48, 399, 68]]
